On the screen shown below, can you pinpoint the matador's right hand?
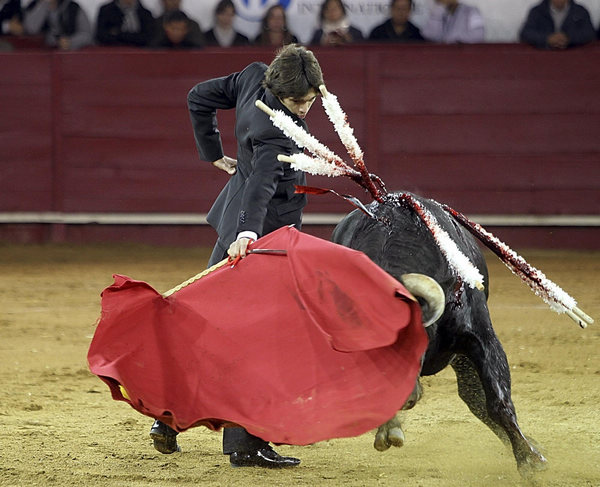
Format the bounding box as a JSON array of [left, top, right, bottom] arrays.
[[213, 156, 237, 175]]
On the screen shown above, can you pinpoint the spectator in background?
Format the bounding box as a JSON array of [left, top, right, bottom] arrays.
[[151, 9, 203, 49], [154, 0, 203, 47], [24, 0, 93, 50], [519, 0, 595, 49], [368, 0, 424, 43], [204, 0, 249, 47], [96, 0, 155, 47], [421, 0, 484, 43], [310, 0, 363, 46], [253, 4, 297, 47], [1, 0, 24, 37]]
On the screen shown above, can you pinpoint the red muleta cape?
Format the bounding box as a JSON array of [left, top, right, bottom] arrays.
[[87, 226, 427, 445]]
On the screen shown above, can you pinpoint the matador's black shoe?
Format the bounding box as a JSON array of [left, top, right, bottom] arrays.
[[149, 419, 180, 454], [230, 446, 300, 468]]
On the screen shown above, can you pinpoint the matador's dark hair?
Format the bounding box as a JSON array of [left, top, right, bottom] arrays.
[[263, 44, 324, 99]]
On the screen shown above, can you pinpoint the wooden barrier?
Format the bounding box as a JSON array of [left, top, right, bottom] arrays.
[[1, 43, 599, 247]]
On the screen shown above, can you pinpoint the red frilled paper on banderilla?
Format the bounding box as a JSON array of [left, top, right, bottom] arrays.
[[87, 226, 427, 446]]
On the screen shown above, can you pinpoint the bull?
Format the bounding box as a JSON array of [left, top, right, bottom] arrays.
[[332, 191, 547, 478], [256, 86, 592, 479]]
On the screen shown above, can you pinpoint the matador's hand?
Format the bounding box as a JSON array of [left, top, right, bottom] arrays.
[[213, 156, 237, 175], [227, 237, 253, 260]]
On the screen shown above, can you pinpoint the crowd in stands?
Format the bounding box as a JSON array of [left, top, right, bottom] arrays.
[[1, 0, 599, 51]]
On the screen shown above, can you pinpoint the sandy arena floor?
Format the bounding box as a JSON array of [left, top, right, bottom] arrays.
[[0, 242, 598, 487]]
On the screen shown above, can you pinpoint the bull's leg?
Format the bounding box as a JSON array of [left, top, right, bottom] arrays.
[[451, 354, 510, 445], [374, 379, 422, 451], [453, 333, 547, 478]]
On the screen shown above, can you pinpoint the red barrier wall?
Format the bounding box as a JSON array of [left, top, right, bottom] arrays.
[[1, 44, 599, 247]]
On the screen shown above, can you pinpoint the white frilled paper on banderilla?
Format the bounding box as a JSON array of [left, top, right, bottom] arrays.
[[255, 92, 484, 291], [443, 206, 593, 328]]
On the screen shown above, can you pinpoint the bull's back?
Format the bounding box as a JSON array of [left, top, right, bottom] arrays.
[[332, 192, 489, 295]]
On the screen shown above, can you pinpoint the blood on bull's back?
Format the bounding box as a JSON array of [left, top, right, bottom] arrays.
[[332, 191, 489, 300]]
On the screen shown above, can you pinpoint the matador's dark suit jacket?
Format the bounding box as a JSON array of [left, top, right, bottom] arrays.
[[188, 62, 308, 264]]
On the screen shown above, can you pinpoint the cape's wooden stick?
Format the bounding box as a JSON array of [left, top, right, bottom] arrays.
[[163, 258, 228, 297]]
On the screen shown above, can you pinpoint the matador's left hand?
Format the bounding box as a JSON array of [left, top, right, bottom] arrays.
[[213, 156, 237, 175], [228, 237, 253, 260]]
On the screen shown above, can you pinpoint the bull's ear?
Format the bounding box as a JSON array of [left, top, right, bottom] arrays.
[[400, 274, 445, 327]]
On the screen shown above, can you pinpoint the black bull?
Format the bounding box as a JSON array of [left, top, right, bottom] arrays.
[[332, 191, 547, 478]]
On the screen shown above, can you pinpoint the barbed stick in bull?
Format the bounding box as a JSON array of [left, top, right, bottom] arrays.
[[256, 98, 486, 292], [256, 85, 593, 329]]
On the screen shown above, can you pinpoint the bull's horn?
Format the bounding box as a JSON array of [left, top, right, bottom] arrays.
[[401, 273, 445, 327]]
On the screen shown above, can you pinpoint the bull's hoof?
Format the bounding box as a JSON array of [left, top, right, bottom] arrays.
[[517, 451, 548, 479], [387, 427, 406, 448], [374, 427, 405, 451], [374, 432, 390, 451]]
